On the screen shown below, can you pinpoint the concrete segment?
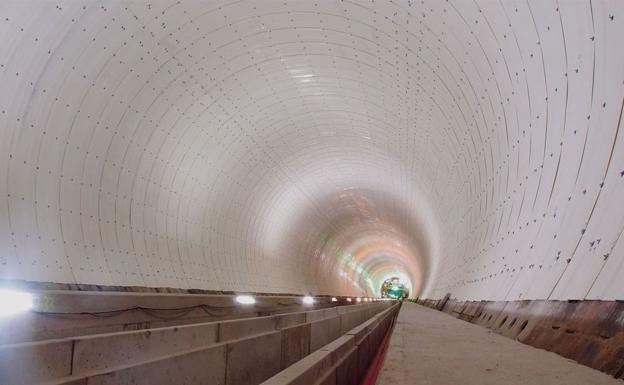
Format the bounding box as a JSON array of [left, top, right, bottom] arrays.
[[377, 303, 622, 385], [346, 309, 383, 344], [261, 303, 400, 385], [72, 322, 218, 374], [47, 344, 228, 385], [0, 340, 73, 385], [275, 313, 307, 329], [319, 335, 355, 364], [317, 371, 337, 385], [339, 311, 362, 334], [337, 305, 364, 315], [355, 334, 371, 379], [1, 302, 388, 385], [280, 323, 311, 369], [305, 309, 328, 323], [327, 316, 341, 343], [219, 316, 276, 341], [334, 349, 359, 385], [261, 349, 333, 385], [310, 318, 331, 352], [226, 331, 282, 385], [87, 344, 226, 385]]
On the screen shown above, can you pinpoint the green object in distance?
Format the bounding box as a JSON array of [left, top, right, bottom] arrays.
[[381, 277, 409, 299]]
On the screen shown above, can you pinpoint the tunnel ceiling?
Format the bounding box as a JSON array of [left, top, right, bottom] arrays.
[[0, 0, 623, 301]]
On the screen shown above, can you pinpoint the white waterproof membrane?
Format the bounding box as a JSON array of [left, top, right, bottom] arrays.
[[0, 0, 622, 300]]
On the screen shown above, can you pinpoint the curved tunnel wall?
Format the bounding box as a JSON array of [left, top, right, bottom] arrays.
[[0, 0, 622, 301]]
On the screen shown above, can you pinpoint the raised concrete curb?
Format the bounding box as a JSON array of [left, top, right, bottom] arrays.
[[261, 302, 401, 385]]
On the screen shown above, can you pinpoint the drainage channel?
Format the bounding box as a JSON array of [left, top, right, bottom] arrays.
[[360, 307, 398, 385], [261, 302, 402, 385]]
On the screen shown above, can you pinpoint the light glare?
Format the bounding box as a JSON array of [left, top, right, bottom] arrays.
[[235, 295, 256, 305], [331, 297, 338, 302], [346, 297, 352, 302], [0, 289, 33, 317], [302, 295, 314, 305]]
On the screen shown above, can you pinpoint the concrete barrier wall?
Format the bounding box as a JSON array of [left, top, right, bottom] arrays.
[[261, 303, 401, 385], [0, 340, 73, 385], [0, 291, 346, 345], [218, 316, 276, 341], [309, 316, 341, 351], [2, 302, 391, 385], [226, 332, 282, 385], [73, 322, 219, 374], [72, 344, 227, 385], [280, 323, 312, 369]]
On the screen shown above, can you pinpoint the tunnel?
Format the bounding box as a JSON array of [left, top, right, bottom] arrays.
[[0, 1, 623, 384]]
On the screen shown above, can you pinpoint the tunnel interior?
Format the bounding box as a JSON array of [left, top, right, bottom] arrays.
[[0, 1, 624, 384], [0, 0, 622, 303]]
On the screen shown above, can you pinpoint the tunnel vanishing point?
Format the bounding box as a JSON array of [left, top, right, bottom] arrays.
[[0, 1, 623, 384]]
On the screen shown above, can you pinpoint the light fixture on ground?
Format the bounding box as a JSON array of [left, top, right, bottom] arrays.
[[235, 295, 256, 305], [0, 289, 33, 317], [302, 295, 314, 305], [331, 297, 338, 302], [346, 297, 352, 302]]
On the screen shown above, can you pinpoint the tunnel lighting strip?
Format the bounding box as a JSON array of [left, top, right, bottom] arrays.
[[0, 289, 33, 317], [235, 295, 256, 305]]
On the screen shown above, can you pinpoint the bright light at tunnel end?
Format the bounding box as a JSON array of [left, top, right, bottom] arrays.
[[235, 295, 256, 305], [302, 295, 315, 305], [0, 289, 33, 317]]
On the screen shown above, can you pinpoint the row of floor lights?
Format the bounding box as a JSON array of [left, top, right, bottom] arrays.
[[0, 290, 386, 318], [235, 294, 317, 305], [234, 294, 384, 306], [344, 297, 378, 303]]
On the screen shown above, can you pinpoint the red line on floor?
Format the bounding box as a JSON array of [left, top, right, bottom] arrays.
[[360, 312, 398, 385]]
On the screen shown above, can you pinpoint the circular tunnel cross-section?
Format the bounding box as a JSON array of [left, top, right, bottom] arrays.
[[0, 0, 622, 303]]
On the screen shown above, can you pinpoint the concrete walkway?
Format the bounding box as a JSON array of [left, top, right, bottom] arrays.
[[377, 302, 622, 385]]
